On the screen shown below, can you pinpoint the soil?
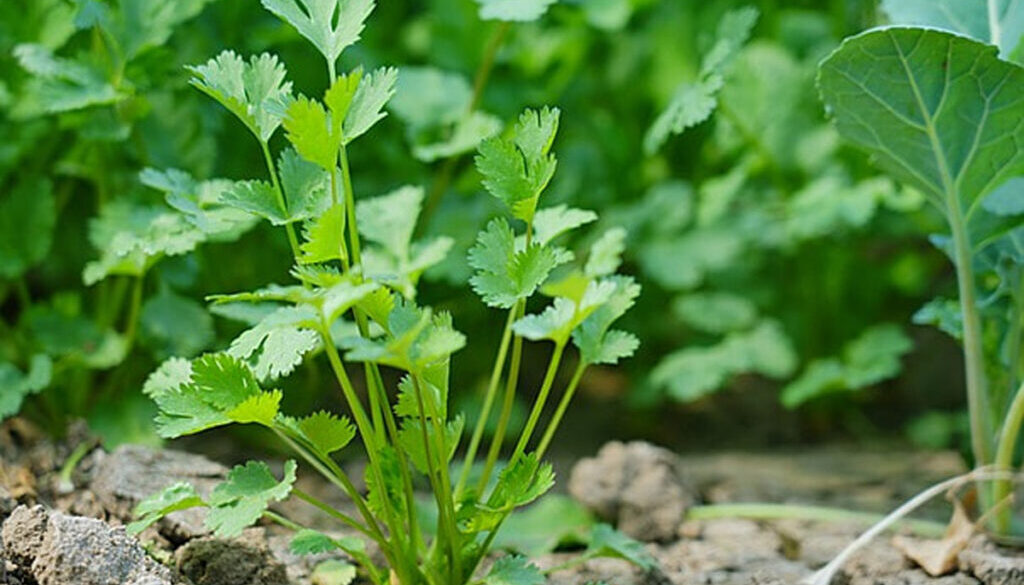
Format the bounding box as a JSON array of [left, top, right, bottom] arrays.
[[1, 419, 1022, 585]]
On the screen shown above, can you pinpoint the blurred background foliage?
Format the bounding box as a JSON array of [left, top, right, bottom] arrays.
[[0, 0, 969, 454]]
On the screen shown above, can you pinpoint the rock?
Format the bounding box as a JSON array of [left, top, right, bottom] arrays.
[[1, 505, 178, 585], [1, 505, 48, 566], [958, 536, 1024, 585], [835, 569, 980, 585], [175, 528, 289, 585], [569, 441, 697, 542], [91, 445, 226, 542]]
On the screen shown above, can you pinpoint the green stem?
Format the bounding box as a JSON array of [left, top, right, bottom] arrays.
[[57, 442, 93, 494], [686, 503, 946, 537], [411, 374, 460, 583], [260, 140, 302, 257], [271, 427, 386, 543], [455, 308, 517, 498], [988, 0, 1002, 49], [992, 380, 1024, 533], [264, 509, 385, 585], [338, 144, 362, 268], [478, 302, 526, 493], [122, 275, 144, 349], [536, 361, 586, 460], [291, 488, 373, 538], [509, 342, 566, 463]]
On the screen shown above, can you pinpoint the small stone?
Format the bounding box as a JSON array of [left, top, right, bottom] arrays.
[[2, 506, 176, 585], [569, 441, 697, 542], [959, 536, 1024, 585], [1, 505, 48, 566], [175, 528, 289, 585]]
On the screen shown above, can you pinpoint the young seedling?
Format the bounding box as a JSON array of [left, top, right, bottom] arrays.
[[817, 5, 1024, 538], [131, 2, 648, 584]]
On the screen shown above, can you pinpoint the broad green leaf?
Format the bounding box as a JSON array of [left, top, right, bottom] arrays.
[[672, 292, 757, 334], [0, 355, 53, 419], [476, 0, 555, 22], [475, 107, 560, 223], [261, 0, 374, 66], [344, 66, 398, 144], [140, 289, 215, 360], [0, 178, 55, 279], [468, 218, 561, 309], [188, 51, 292, 142], [279, 410, 356, 457], [484, 556, 545, 585], [127, 482, 205, 535], [584, 524, 657, 570], [818, 28, 1024, 248], [14, 44, 121, 113], [206, 460, 297, 538], [881, 0, 1024, 62], [644, 7, 759, 153], [300, 204, 347, 264]]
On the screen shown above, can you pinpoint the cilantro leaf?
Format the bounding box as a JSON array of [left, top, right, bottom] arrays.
[[299, 203, 347, 264], [469, 453, 554, 532], [283, 71, 360, 169], [140, 168, 259, 239], [127, 482, 205, 535], [532, 205, 598, 246], [476, 0, 555, 22], [188, 51, 293, 142], [220, 150, 329, 226], [645, 7, 758, 153], [781, 324, 913, 408], [0, 355, 53, 419], [396, 415, 464, 474], [584, 524, 657, 570], [357, 186, 452, 298], [140, 289, 215, 360], [227, 307, 320, 381], [475, 107, 560, 223], [290, 529, 366, 556], [14, 44, 122, 113], [514, 281, 615, 344], [345, 66, 398, 144], [142, 357, 193, 397], [261, 0, 374, 66], [279, 410, 356, 457], [468, 218, 561, 308], [585, 228, 626, 278], [484, 556, 545, 585], [206, 460, 297, 538], [0, 178, 56, 279]]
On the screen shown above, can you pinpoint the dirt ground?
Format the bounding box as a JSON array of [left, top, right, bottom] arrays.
[[1, 419, 1022, 585]]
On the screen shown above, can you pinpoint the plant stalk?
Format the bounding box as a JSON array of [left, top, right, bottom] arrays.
[[536, 360, 586, 460]]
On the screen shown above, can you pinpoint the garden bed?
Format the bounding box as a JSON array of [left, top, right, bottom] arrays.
[[2, 420, 1022, 585]]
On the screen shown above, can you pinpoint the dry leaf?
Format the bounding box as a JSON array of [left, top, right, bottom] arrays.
[[892, 500, 974, 576]]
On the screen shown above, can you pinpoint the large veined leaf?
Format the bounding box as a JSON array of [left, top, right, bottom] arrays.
[[818, 27, 1024, 249], [880, 0, 1024, 62]]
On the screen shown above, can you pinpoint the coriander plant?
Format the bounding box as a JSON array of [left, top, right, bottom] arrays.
[[132, 1, 647, 583], [817, 1, 1024, 534]]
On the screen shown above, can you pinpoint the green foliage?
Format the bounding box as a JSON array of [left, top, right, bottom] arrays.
[[0, 179, 55, 279], [781, 324, 913, 408], [261, 0, 374, 66]]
